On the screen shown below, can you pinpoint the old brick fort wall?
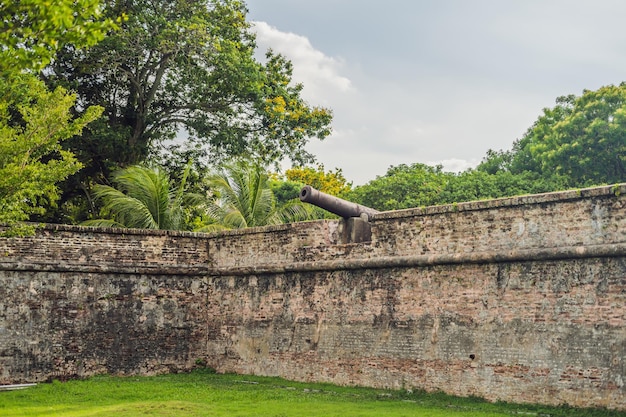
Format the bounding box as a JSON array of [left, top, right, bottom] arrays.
[[1, 184, 625, 409]]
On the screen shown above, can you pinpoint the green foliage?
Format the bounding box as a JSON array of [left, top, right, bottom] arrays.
[[198, 161, 313, 231], [522, 84, 626, 186], [269, 179, 303, 206], [479, 84, 626, 189], [0, 0, 116, 235], [0, 75, 102, 236], [476, 149, 513, 175], [347, 162, 571, 212], [347, 163, 451, 210], [255, 53, 333, 163], [82, 164, 202, 230], [440, 169, 565, 203], [0, 0, 118, 72], [48, 0, 333, 195], [285, 164, 352, 197]]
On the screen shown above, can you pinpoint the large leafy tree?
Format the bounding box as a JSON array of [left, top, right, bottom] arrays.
[[480, 84, 626, 188], [347, 163, 452, 211], [0, 79, 102, 236], [49, 0, 333, 191], [0, 0, 115, 235], [522, 85, 626, 186]]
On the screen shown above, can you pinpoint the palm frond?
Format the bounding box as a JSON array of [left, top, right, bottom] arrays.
[[112, 166, 170, 228], [204, 160, 316, 230], [83, 164, 204, 230], [91, 184, 160, 229]]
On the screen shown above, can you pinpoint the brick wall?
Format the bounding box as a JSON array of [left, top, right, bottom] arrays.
[[1, 184, 625, 409]]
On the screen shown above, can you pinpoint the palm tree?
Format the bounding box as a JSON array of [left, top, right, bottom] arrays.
[[198, 161, 312, 232], [82, 164, 201, 230]]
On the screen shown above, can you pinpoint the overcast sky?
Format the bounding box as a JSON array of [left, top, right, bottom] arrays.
[[246, 1, 626, 185]]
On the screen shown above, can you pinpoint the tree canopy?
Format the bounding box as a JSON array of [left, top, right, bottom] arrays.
[[48, 0, 333, 188], [519, 85, 626, 186], [0, 0, 114, 235], [0, 0, 118, 72], [477, 84, 626, 188], [0, 79, 102, 235], [347, 163, 451, 211], [285, 165, 352, 196]]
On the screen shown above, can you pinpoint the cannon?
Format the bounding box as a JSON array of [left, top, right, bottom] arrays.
[[299, 185, 379, 220]]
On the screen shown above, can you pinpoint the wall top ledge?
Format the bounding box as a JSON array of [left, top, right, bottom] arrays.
[[4, 219, 337, 239], [5, 223, 213, 238], [372, 183, 626, 220]]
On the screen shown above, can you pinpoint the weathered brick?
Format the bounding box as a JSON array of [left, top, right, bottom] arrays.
[[0, 184, 625, 409]]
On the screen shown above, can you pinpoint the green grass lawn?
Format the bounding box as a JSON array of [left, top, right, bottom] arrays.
[[0, 370, 623, 417]]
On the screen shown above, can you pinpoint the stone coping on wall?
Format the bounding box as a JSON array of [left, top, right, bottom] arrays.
[[371, 183, 626, 220], [2, 218, 338, 241], [29, 222, 215, 238]]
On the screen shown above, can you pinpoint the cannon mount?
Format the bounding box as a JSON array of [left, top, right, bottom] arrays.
[[299, 185, 379, 243]]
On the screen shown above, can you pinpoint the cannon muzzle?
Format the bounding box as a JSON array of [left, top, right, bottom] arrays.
[[299, 185, 379, 220]]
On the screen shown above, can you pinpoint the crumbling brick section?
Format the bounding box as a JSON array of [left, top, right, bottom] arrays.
[[1, 185, 625, 410]]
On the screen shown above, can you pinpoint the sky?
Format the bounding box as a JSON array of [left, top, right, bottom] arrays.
[[246, 1, 626, 185]]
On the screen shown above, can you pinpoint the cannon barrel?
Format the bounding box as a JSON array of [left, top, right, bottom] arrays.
[[299, 185, 379, 220]]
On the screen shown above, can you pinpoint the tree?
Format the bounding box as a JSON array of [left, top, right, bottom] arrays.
[[268, 178, 302, 207], [523, 85, 626, 186], [0, 0, 115, 235], [0, 79, 102, 236], [199, 161, 312, 231], [48, 0, 333, 190], [476, 149, 513, 175], [347, 163, 451, 211], [347, 163, 551, 212], [285, 164, 352, 196], [82, 165, 202, 230], [440, 169, 545, 203], [483, 85, 626, 189]]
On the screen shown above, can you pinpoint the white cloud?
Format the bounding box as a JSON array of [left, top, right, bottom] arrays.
[[251, 21, 352, 104]]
